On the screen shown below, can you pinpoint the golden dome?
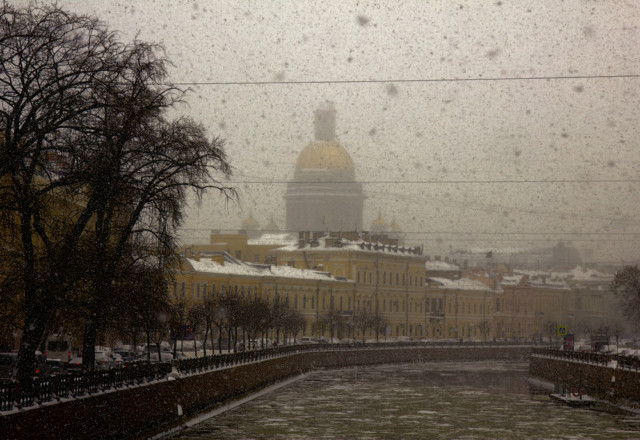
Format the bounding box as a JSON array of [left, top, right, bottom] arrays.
[[295, 141, 355, 171], [372, 210, 388, 226], [390, 216, 402, 232], [241, 211, 260, 230]]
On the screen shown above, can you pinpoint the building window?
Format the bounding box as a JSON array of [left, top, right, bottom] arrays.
[[409, 277, 412, 287], [173, 281, 178, 300], [396, 273, 399, 285], [383, 272, 386, 284], [420, 277, 423, 286], [295, 294, 298, 309], [357, 271, 360, 283], [496, 299, 500, 312], [357, 299, 360, 311], [340, 296, 343, 311], [369, 272, 372, 284], [383, 299, 386, 312], [348, 297, 351, 310], [241, 286, 245, 298], [311, 296, 315, 310], [181, 282, 186, 299], [303, 295, 307, 310], [403, 274, 405, 286], [203, 283, 208, 299], [266, 294, 270, 303], [197, 283, 201, 299]]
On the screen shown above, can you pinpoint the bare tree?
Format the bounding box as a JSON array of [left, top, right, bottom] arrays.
[[611, 265, 640, 323], [1, 4, 235, 381], [478, 319, 492, 342]]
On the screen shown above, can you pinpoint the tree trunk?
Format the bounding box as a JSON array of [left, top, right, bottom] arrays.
[[82, 312, 101, 373]]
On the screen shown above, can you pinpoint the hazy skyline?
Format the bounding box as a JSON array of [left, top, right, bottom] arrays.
[[51, 0, 640, 265]]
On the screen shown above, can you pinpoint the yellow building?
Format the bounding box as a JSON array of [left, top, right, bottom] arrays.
[[173, 251, 353, 338], [425, 277, 497, 340], [274, 231, 428, 339]]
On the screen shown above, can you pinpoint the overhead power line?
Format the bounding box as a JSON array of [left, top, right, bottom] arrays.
[[173, 73, 640, 87], [227, 179, 640, 184]]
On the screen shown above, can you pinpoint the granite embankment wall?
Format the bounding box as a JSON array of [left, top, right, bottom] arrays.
[[2, 346, 531, 440], [529, 354, 640, 404]]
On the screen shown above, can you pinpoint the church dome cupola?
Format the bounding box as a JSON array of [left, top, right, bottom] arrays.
[[285, 103, 364, 232], [371, 210, 389, 234], [240, 210, 261, 238]]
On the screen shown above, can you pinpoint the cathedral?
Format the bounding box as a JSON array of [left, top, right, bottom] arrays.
[[240, 102, 404, 244], [284, 102, 365, 232]]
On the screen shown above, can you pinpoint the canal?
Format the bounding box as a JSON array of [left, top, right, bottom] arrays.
[[170, 361, 638, 439]]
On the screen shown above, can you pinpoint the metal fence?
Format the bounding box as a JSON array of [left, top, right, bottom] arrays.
[[531, 347, 640, 368], [0, 340, 530, 412]]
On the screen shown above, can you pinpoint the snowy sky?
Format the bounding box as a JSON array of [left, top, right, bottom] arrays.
[[43, 0, 640, 264]]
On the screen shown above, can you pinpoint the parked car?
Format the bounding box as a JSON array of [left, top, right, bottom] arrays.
[[67, 357, 83, 372], [113, 350, 137, 362], [46, 359, 66, 375], [0, 353, 17, 380], [328, 338, 342, 344], [397, 336, 411, 343], [94, 351, 113, 370], [142, 349, 174, 363], [300, 336, 320, 345]]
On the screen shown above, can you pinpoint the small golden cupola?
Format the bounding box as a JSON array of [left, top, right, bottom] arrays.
[[240, 210, 261, 239], [370, 210, 389, 234]]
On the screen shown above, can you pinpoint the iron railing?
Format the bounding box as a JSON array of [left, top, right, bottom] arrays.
[[0, 340, 532, 412]]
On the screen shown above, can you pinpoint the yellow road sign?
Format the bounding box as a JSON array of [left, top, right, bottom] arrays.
[[557, 326, 567, 336]]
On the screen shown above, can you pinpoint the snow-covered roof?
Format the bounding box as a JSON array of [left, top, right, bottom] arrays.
[[500, 275, 525, 286], [184, 256, 350, 283], [277, 238, 423, 257], [247, 233, 297, 246], [425, 260, 459, 271], [427, 277, 502, 292], [516, 266, 612, 283]]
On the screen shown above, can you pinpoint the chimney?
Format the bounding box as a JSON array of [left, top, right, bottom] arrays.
[[193, 253, 200, 262], [211, 254, 224, 265], [185, 247, 192, 258]]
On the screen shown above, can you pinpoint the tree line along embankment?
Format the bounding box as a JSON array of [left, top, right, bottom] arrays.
[[1, 345, 532, 440]]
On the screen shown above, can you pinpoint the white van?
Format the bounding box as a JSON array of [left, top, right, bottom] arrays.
[[45, 334, 72, 363]]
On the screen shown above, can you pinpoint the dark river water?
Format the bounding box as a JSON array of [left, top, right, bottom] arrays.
[[170, 361, 639, 439]]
